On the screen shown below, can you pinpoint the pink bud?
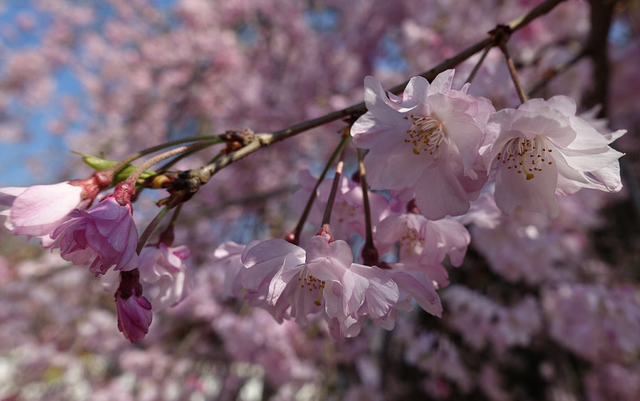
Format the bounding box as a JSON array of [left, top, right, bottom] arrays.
[[115, 293, 153, 343]]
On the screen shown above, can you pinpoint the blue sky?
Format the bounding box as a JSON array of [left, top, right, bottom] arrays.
[[0, 1, 176, 187]]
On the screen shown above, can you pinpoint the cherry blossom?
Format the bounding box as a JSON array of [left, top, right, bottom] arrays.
[[210, 240, 247, 298], [376, 212, 470, 288], [50, 195, 139, 276], [483, 96, 625, 217], [115, 291, 153, 343], [351, 70, 493, 219], [103, 243, 193, 311], [0, 173, 110, 237], [240, 236, 401, 339]]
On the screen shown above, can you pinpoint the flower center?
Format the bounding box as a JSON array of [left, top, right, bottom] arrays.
[[297, 268, 326, 306], [403, 115, 446, 159], [335, 200, 358, 223], [496, 136, 554, 180], [399, 222, 424, 256]]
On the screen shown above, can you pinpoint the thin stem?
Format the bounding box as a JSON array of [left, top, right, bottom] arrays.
[[157, 140, 220, 172], [356, 148, 374, 247], [169, 203, 183, 228], [321, 142, 349, 227], [137, 206, 170, 254], [104, 135, 222, 177], [357, 148, 382, 266], [291, 135, 350, 243], [125, 143, 206, 186], [207, 152, 224, 166], [499, 42, 529, 103], [158, 204, 183, 247], [465, 43, 492, 84]]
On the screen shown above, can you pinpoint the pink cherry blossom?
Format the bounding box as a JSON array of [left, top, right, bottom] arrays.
[[326, 262, 400, 339], [210, 240, 247, 298], [351, 70, 493, 219], [115, 292, 153, 343], [376, 212, 470, 288], [254, 236, 370, 328], [240, 238, 306, 309], [241, 236, 400, 338], [483, 96, 625, 217], [0, 175, 107, 237], [51, 196, 139, 276], [136, 243, 192, 311]]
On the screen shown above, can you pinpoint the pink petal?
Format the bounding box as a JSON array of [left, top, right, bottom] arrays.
[[414, 163, 470, 220]]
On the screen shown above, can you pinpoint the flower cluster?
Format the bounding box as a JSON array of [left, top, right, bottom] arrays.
[[0, 176, 193, 343], [352, 70, 625, 220], [214, 234, 460, 339], [0, 69, 627, 344]]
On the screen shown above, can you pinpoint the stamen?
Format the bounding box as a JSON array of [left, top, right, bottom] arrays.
[[405, 115, 446, 160], [499, 136, 553, 181]]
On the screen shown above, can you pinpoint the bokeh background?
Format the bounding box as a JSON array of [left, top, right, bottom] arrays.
[[1, 0, 640, 400]]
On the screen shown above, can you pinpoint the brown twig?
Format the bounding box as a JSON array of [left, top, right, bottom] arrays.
[[499, 38, 529, 104]]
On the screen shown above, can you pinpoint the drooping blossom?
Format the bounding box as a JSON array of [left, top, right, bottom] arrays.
[[351, 70, 494, 219], [482, 96, 625, 217], [241, 236, 399, 339], [376, 211, 470, 288], [137, 243, 192, 311], [327, 262, 400, 339], [115, 269, 153, 343], [240, 238, 306, 309], [0, 173, 110, 237], [50, 189, 139, 276], [115, 292, 153, 343], [291, 170, 390, 241], [103, 243, 193, 311]]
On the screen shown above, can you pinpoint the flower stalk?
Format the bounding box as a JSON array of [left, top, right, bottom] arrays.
[[287, 134, 350, 244], [357, 148, 379, 266], [318, 137, 350, 239], [465, 43, 493, 84], [136, 205, 170, 254]]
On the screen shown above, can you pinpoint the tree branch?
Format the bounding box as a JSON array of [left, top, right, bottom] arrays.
[[159, 0, 567, 195]]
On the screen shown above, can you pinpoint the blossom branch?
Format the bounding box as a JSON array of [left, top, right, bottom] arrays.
[[126, 143, 210, 188], [180, 0, 566, 188], [157, 141, 220, 172]]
